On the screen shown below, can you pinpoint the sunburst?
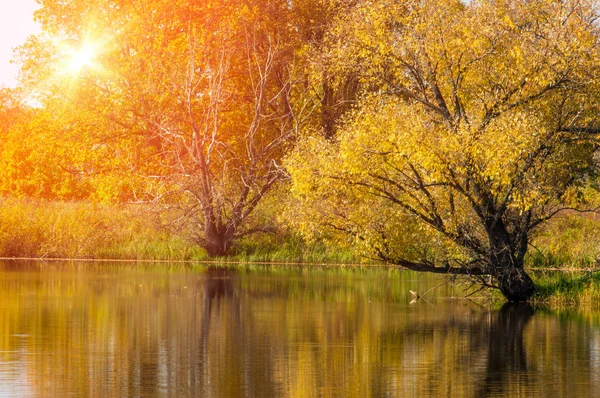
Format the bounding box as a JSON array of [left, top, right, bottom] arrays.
[[65, 42, 98, 74]]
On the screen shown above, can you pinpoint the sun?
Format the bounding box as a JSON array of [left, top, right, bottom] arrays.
[[65, 42, 98, 74]]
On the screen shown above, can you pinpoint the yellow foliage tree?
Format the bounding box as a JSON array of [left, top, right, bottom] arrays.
[[288, 0, 600, 301]]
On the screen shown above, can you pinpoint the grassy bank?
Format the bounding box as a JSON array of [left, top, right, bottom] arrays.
[[525, 212, 600, 306], [225, 236, 359, 264], [0, 197, 598, 268], [3, 197, 600, 307], [532, 270, 600, 307], [0, 198, 359, 263]]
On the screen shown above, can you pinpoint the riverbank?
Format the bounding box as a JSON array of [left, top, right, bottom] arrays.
[[0, 198, 358, 264], [0, 198, 599, 305]]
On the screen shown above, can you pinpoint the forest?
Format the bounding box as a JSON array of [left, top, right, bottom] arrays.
[[2, 0, 600, 302]]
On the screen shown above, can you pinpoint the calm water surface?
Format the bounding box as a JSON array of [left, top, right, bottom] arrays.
[[0, 261, 598, 397]]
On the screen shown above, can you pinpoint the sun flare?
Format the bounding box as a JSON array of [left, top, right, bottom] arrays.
[[65, 42, 98, 74]]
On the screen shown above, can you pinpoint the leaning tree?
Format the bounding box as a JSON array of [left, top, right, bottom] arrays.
[[288, 0, 600, 301]]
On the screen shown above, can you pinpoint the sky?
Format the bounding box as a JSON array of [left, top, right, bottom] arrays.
[[0, 0, 41, 88]]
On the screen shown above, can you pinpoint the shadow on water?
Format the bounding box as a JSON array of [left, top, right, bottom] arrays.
[[130, 267, 240, 397], [197, 267, 266, 397], [195, 267, 285, 397]]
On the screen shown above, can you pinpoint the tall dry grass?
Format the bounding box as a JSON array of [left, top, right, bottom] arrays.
[[0, 198, 205, 260], [0, 198, 359, 263]]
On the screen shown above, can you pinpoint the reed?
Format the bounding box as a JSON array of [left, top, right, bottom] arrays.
[[0, 198, 204, 260], [226, 236, 360, 264], [2, 198, 599, 270], [532, 270, 600, 307]]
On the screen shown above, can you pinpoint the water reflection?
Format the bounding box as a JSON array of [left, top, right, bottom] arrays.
[[0, 262, 597, 397], [477, 303, 535, 397]]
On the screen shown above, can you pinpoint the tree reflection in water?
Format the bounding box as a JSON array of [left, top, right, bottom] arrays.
[[477, 303, 535, 397], [198, 267, 237, 395]]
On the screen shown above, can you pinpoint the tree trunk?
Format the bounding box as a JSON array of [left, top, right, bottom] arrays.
[[496, 267, 536, 302], [321, 79, 335, 140], [203, 219, 235, 257], [488, 221, 536, 302], [204, 237, 231, 257]]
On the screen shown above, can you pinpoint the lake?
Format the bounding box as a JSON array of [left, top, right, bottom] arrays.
[[0, 261, 597, 397]]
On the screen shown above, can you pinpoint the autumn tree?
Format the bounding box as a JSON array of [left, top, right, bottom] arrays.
[[20, 0, 311, 255], [288, 0, 600, 301], [0, 88, 95, 199]]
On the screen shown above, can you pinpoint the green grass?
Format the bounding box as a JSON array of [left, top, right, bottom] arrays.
[[532, 270, 600, 307], [2, 197, 600, 282], [525, 212, 600, 308], [226, 235, 360, 264]]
